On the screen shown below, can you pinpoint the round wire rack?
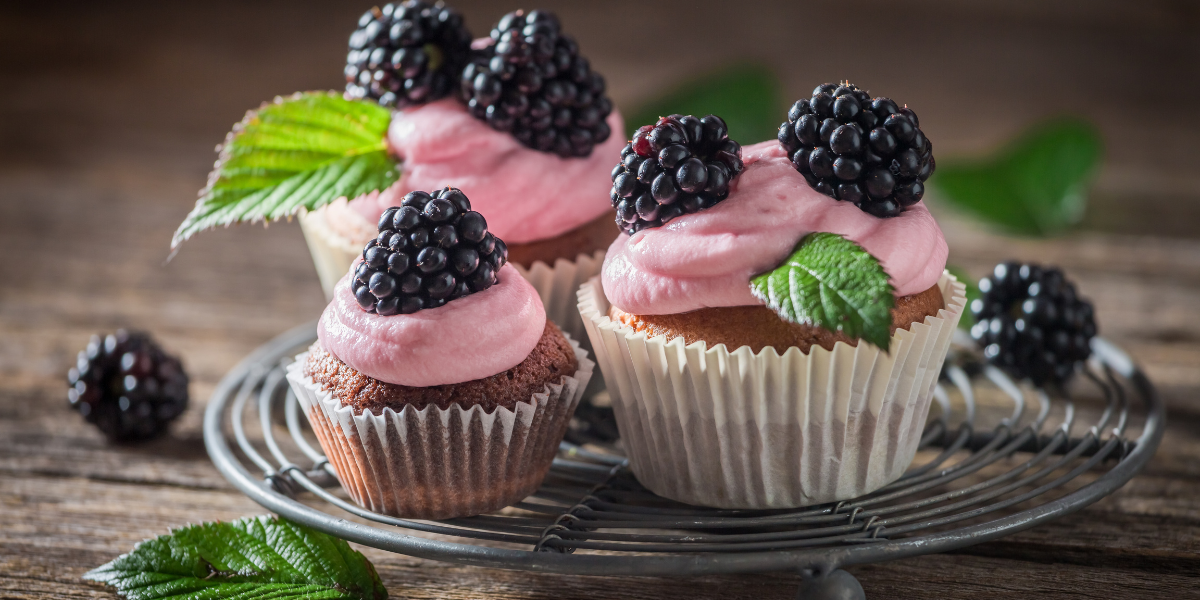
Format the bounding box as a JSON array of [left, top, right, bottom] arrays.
[[205, 321, 1163, 598]]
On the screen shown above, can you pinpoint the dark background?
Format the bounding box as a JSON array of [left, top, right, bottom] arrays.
[[2, 2, 1199, 598]]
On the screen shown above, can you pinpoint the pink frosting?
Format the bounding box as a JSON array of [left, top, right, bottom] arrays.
[[345, 98, 625, 244], [602, 141, 948, 315], [317, 263, 546, 387]]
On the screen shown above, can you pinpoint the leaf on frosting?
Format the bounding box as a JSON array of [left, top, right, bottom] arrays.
[[172, 91, 399, 247], [750, 232, 895, 351], [84, 515, 388, 600]]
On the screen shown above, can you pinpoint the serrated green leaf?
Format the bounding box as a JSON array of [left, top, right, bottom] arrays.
[[172, 92, 399, 247], [624, 63, 782, 144], [750, 232, 895, 351], [945, 265, 980, 330], [83, 515, 388, 600], [930, 117, 1101, 237]]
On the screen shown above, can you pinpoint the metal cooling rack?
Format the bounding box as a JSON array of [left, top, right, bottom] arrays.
[[204, 321, 1163, 599]]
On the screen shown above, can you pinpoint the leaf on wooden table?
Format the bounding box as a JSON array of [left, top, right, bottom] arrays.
[[930, 117, 1102, 237], [84, 515, 388, 600], [624, 63, 782, 144]]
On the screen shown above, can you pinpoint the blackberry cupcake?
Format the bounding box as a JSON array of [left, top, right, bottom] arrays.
[[580, 91, 965, 509], [290, 188, 593, 519], [303, 7, 623, 346]]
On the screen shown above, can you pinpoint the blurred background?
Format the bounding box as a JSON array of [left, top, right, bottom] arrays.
[[2, 1, 1200, 596]]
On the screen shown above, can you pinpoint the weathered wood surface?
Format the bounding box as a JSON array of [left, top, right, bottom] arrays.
[[2, 1, 1200, 598]]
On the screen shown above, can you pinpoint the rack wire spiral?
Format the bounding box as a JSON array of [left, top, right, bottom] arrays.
[[204, 321, 1162, 598]]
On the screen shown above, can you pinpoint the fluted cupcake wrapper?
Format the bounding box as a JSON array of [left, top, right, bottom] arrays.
[[513, 250, 605, 349], [298, 207, 364, 300], [285, 335, 595, 519], [578, 272, 966, 509]]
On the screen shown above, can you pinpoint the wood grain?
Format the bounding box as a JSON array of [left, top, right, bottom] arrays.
[[2, 0, 1200, 598]]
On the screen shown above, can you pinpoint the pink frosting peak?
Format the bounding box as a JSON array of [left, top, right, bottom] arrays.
[[602, 141, 948, 316], [346, 98, 625, 244], [318, 263, 546, 387]]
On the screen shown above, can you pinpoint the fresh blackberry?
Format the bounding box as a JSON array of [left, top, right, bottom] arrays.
[[969, 263, 1098, 387], [778, 82, 934, 218], [459, 9, 612, 157], [609, 114, 744, 234], [345, 1, 473, 108], [67, 330, 189, 442], [352, 187, 507, 315]]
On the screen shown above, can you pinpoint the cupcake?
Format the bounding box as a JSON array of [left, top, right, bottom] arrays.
[[289, 188, 594, 519], [303, 7, 623, 346], [580, 85, 965, 509]]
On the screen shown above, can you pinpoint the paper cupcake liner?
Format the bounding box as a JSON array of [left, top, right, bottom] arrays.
[[578, 271, 966, 509], [298, 207, 364, 300], [286, 335, 595, 519], [513, 250, 605, 353]]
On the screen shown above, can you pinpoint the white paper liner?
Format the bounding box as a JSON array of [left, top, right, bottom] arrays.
[[513, 250, 605, 351], [298, 207, 364, 300], [578, 271, 966, 509], [286, 334, 595, 519]]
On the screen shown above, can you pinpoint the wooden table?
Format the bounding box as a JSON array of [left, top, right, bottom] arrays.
[[2, 1, 1198, 598]]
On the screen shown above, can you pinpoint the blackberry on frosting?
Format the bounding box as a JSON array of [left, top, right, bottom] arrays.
[[778, 82, 934, 218], [353, 187, 508, 315], [610, 114, 744, 235], [345, 1, 473, 108], [459, 9, 613, 157]]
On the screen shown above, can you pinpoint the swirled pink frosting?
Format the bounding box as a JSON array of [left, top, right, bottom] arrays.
[[317, 263, 546, 386], [602, 141, 948, 315], [342, 98, 625, 245]]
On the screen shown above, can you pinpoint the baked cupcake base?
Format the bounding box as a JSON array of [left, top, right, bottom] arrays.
[[608, 284, 944, 354], [287, 324, 595, 519], [578, 272, 966, 509]]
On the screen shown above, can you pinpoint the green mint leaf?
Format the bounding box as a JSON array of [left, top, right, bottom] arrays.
[[172, 91, 399, 247], [83, 515, 388, 600], [625, 63, 782, 144], [750, 232, 895, 351], [930, 117, 1101, 237], [945, 265, 980, 330]]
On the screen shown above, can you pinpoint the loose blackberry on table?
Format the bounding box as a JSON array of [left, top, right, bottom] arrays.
[[459, 9, 613, 157], [778, 82, 934, 218], [353, 187, 508, 315], [345, 0, 473, 108], [610, 114, 744, 234], [67, 330, 189, 442], [970, 262, 1098, 387]]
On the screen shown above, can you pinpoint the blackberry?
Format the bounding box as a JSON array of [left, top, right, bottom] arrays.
[[345, 1, 473, 108], [67, 330, 189, 442], [609, 114, 744, 234], [353, 187, 507, 315], [778, 82, 934, 218], [969, 262, 1098, 387], [459, 9, 612, 157]]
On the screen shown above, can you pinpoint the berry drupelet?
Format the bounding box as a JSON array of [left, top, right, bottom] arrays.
[[778, 82, 934, 218], [610, 114, 744, 234], [345, 1, 473, 108], [67, 330, 189, 442], [970, 262, 1098, 387], [459, 9, 613, 157], [353, 187, 508, 315]]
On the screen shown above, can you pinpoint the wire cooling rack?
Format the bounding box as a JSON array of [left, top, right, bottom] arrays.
[[204, 321, 1162, 599]]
